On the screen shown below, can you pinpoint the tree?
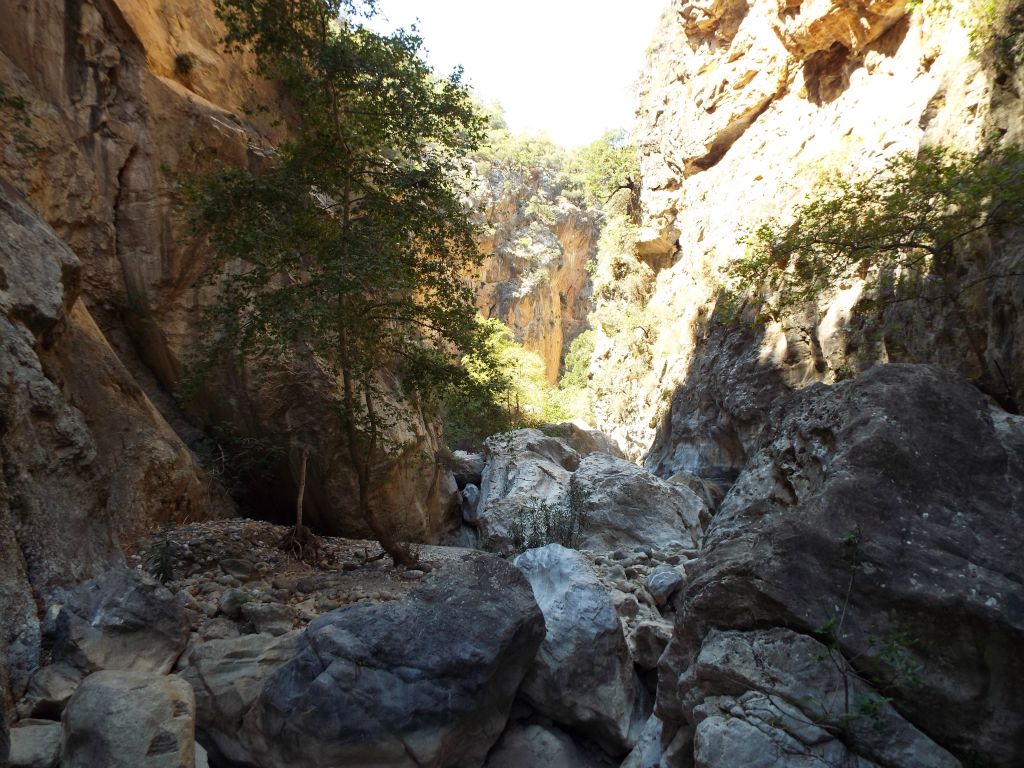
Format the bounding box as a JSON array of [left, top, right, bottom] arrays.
[[727, 143, 1024, 409], [189, 0, 487, 566], [564, 129, 640, 213]]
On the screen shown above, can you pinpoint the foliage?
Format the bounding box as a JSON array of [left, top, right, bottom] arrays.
[[563, 129, 640, 212], [192, 423, 284, 499], [727, 144, 1024, 321], [476, 109, 565, 178], [0, 80, 36, 157], [560, 330, 596, 390], [174, 53, 195, 75], [188, 0, 486, 565], [964, 0, 1024, 69], [144, 523, 179, 584], [507, 484, 591, 552], [445, 317, 579, 446]]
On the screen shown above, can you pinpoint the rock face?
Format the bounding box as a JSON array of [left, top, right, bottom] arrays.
[[201, 556, 545, 768], [572, 453, 706, 551], [471, 164, 598, 382], [684, 629, 958, 768], [9, 719, 60, 768], [483, 722, 602, 768], [61, 671, 197, 768], [1, 0, 457, 545], [0, 182, 219, 706], [475, 429, 706, 551], [659, 364, 1024, 766], [49, 569, 190, 678], [514, 545, 648, 754], [179, 632, 302, 766], [594, 0, 1024, 471]]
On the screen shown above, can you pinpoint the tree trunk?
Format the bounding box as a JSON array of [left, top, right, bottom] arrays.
[[340, 366, 416, 568], [296, 446, 309, 530]]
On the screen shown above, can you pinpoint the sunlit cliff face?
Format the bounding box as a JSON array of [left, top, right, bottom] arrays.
[[592, 0, 1005, 463]]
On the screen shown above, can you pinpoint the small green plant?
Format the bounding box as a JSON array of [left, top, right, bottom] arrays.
[[507, 484, 591, 552], [144, 523, 179, 584], [174, 52, 195, 76]]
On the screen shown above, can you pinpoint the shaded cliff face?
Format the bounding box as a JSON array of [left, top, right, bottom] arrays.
[[0, 0, 458, 543], [593, 0, 1024, 473], [470, 163, 598, 383]]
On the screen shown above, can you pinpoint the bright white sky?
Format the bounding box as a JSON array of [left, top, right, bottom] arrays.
[[367, 0, 667, 148]]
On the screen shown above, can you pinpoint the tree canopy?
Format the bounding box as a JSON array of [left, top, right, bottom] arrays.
[[189, 0, 489, 564], [728, 144, 1024, 319]]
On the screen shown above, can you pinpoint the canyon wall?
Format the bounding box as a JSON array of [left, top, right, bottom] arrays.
[[0, 0, 463, 707], [0, 0, 459, 541], [592, 0, 1024, 476], [470, 162, 598, 383]]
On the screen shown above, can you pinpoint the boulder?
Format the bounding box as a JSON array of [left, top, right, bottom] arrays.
[[60, 671, 197, 768], [538, 422, 626, 458], [630, 621, 673, 671], [620, 715, 663, 768], [686, 629, 958, 768], [240, 602, 295, 636], [514, 545, 647, 754], [237, 555, 545, 768], [571, 453, 707, 551], [483, 722, 601, 768], [449, 451, 486, 488], [178, 632, 302, 766], [217, 588, 251, 620], [661, 365, 1024, 767], [461, 483, 481, 524], [644, 566, 684, 607], [49, 568, 189, 677], [476, 430, 581, 548], [17, 663, 82, 718], [9, 719, 60, 768]]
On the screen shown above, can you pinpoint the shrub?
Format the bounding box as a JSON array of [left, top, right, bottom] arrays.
[[507, 484, 591, 552], [174, 52, 195, 76], [728, 144, 1024, 320]]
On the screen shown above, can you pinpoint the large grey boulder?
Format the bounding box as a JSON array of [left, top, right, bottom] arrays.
[[238, 555, 545, 768], [683, 629, 958, 768], [178, 631, 302, 766], [571, 453, 707, 551], [477, 429, 707, 552], [449, 450, 486, 488], [514, 545, 647, 754], [49, 568, 190, 677], [476, 429, 581, 548], [660, 364, 1024, 767], [620, 715, 662, 768], [539, 422, 625, 459], [60, 670, 197, 768]]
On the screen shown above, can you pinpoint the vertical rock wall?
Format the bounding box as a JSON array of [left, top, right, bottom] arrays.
[[471, 165, 598, 383], [595, 0, 1024, 473]]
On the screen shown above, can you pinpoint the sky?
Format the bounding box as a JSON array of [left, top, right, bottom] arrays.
[[367, 0, 667, 148]]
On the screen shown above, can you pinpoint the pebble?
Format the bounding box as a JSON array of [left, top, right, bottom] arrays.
[[400, 570, 426, 581]]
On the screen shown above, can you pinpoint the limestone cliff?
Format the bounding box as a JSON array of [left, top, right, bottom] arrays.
[[0, 0, 465, 706], [470, 161, 598, 383], [0, 0, 458, 544], [593, 0, 1024, 475]]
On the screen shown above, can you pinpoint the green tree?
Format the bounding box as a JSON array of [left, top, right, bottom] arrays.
[[564, 129, 640, 213], [189, 0, 487, 566]]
